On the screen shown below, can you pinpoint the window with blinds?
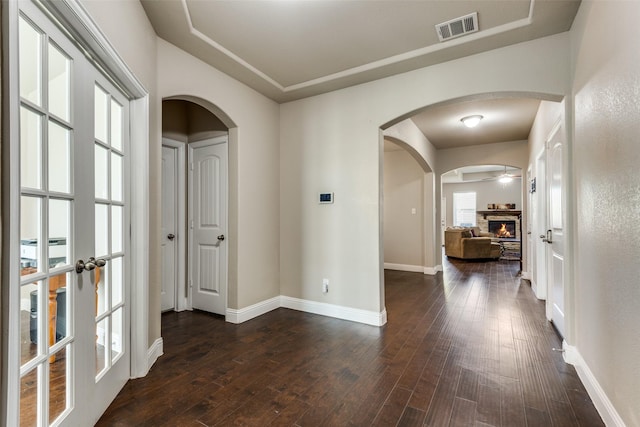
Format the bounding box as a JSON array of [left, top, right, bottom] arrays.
[[453, 192, 476, 226]]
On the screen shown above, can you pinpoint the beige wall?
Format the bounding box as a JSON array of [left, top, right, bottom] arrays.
[[383, 148, 424, 268], [157, 40, 281, 310], [570, 1, 640, 424], [280, 34, 569, 313]]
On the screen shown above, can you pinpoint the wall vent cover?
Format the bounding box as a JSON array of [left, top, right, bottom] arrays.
[[436, 12, 479, 42]]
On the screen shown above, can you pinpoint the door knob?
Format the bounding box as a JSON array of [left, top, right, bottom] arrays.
[[217, 235, 225, 241], [167, 233, 175, 241], [76, 257, 107, 273], [89, 257, 107, 267]]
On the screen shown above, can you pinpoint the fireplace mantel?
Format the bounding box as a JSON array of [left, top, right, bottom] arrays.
[[477, 210, 521, 219]]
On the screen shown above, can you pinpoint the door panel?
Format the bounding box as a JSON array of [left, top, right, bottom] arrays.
[[548, 133, 565, 337], [161, 146, 177, 311], [190, 138, 228, 315]]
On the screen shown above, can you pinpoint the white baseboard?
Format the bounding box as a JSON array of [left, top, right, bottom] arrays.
[[383, 263, 442, 276], [225, 296, 280, 324], [146, 337, 163, 374], [384, 262, 423, 273], [521, 271, 531, 280], [563, 341, 625, 427], [280, 296, 387, 326], [424, 265, 442, 275]]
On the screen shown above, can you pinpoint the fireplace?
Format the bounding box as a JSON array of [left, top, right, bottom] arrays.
[[488, 220, 516, 238]]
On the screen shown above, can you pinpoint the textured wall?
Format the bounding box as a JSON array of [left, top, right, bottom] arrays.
[[383, 148, 424, 267], [571, 1, 640, 424]]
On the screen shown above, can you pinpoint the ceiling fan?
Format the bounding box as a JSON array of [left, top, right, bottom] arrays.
[[481, 166, 522, 183]]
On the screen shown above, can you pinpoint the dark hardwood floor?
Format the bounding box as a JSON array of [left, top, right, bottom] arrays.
[[97, 258, 603, 426]]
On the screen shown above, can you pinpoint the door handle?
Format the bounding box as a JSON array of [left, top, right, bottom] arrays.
[[167, 233, 175, 241], [546, 229, 553, 244], [75, 257, 107, 274], [217, 235, 225, 241]]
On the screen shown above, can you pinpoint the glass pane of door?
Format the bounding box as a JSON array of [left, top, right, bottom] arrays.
[[18, 11, 74, 426], [93, 81, 127, 380]]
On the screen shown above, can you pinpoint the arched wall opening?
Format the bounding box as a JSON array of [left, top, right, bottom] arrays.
[[382, 138, 435, 279], [441, 164, 523, 254], [379, 91, 564, 297], [160, 96, 238, 318]]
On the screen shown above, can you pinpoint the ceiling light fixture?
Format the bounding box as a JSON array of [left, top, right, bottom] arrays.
[[461, 115, 483, 128], [498, 165, 513, 184]]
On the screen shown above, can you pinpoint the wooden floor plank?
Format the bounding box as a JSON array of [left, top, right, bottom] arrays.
[[97, 258, 603, 427]]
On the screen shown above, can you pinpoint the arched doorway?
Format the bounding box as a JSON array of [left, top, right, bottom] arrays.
[[160, 98, 235, 316]]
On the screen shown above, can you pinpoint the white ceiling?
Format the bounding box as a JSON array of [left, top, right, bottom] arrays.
[[142, 1, 579, 149], [410, 96, 543, 149]]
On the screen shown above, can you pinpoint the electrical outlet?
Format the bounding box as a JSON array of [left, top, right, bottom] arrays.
[[322, 278, 329, 293]]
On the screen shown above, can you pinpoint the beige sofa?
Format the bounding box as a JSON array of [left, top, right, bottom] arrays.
[[444, 227, 501, 260]]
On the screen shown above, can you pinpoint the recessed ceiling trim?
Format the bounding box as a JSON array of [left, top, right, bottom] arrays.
[[180, 0, 286, 91], [182, 0, 536, 94]]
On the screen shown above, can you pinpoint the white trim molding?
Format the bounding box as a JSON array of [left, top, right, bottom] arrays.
[[145, 338, 164, 376], [383, 263, 442, 276], [563, 342, 625, 427], [224, 295, 388, 327], [281, 296, 387, 327], [226, 296, 281, 324], [424, 265, 442, 275], [384, 263, 423, 273]]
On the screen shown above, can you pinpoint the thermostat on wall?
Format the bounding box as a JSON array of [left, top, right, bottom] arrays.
[[319, 192, 334, 204]]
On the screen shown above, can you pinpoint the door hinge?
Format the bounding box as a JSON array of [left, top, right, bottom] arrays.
[[190, 220, 194, 229], [189, 162, 194, 171]]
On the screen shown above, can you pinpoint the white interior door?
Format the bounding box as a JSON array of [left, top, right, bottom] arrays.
[[161, 146, 177, 311], [534, 151, 547, 300], [547, 122, 566, 337], [189, 137, 228, 315], [11, 3, 130, 425]]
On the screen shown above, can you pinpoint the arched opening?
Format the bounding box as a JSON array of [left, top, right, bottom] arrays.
[[160, 97, 237, 321], [382, 138, 433, 275], [380, 92, 565, 317], [441, 164, 523, 263]]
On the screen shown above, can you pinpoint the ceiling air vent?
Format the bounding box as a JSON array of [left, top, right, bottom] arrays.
[[436, 12, 478, 42]]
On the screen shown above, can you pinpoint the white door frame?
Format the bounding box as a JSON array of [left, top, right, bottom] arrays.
[[2, 1, 150, 424], [162, 139, 188, 312]]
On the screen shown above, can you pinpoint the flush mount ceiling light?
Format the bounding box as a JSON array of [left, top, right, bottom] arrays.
[[461, 115, 483, 128]]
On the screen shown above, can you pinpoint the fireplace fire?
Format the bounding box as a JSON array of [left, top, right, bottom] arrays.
[[488, 220, 516, 239], [497, 224, 511, 237]]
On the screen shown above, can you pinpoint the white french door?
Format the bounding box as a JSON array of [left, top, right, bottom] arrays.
[[10, 1, 130, 425]]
